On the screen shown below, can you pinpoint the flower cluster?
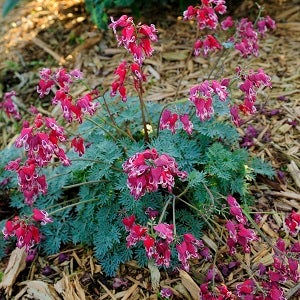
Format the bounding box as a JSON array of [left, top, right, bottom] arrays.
[[37, 68, 99, 123], [110, 61, 147, 102], [123, 214, 210, 271], [2, 208, 52, 252], [4, 69, 90, 205], [230, 68, 272, 126], [110, 15, 158, 65], [0, 90, 21, 120], [194, 34, 222, 57], [5, 158, 47, 206], [176, 233, 211, 272], [235, 17, 276, 57], [123, 216, 173, 267], [189, 79, 229, 122], [184, 1, 275, 59], [183, 1, 226, 56], [122, 148, 187, 200], [225, 195, 257, 254], [159, 110, 193, 135], [183, 1, 227, 30], [109, 16, 157, 101]]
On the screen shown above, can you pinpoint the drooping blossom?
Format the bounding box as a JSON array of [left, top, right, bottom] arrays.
[[189, 79, 229, 122], [221, 16, 234, 30], [122, 148, 187, 200], [0, 91, 21, 120], [153, 223, 174, 244], [37, 68, 98, 122], [71, 136, 85, 156], [179, 114, 193, 135], [203, 35, 222, 56], [32, 208, 53, 225], [183, 1, 227, 31], [284, 211, 300, 236], [257, 16, 276, 36], [160, 287, 173, 299], [230, 67, 272, 126], [109, 15, 158, 65], [227, 195, 247, 225], [123, 216, 175, 268], [176, 233, 210, 271], [160, 109, 178, 134], [145, 207, 159, 219], [2, 209, 52, 252]]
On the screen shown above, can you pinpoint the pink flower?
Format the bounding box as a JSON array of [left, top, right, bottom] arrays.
[[234, 18, 259, 57], [2, 216, 42, 252], [193, 39, 203, 56], [125, 224, 147, 248], [211, 80, 228, 101], [183, 6, 196, 20], [143, 234, 155, 258], [111, 61, 128, 101], [257, 16, 276, 35], [69, 69, 83, 80], [139, 24, 158, 42], [32, 208, 53, 225], [179, 114, 193, 135], [76, 92, 99, 117], [0, 91, 21, 120], [122, 215, 136, 230], [227, 195, 247, 225], [110, 15, 157, 65], [229, 105, 242, 126], [160, 109, 178, 134], [55, 68, 72, 90], [202, 35, 222, 56], [285, 211, 300, 236], [221, 16, 234, 30], [193, 97, 214, 122], [153, 223, 174, 244], [160, 287, 173, 299], [236, 279, 255, 296], [5, 158, 22, 171], [145, 207, 159, 219], [176, 233, 208, 272], [152, 239, 172, 267], [122, 148, 187, 200], [71, 136, 85, 156], [37, 78, 55, 97]]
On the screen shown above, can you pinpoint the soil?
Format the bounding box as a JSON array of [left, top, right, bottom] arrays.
[[0, 0, 299, 299]]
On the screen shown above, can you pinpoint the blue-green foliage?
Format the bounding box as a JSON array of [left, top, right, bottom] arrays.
[[0, 92, 275, 275], [84, 0, 196, 29]]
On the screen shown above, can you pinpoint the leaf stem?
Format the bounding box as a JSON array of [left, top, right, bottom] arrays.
[[48, 198, 99, 216]]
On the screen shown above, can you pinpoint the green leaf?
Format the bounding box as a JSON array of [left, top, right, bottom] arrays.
[[2, 0, 21, 17], [188, 170, 207, 188]]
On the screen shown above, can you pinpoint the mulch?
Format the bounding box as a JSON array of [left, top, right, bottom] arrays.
[[0, 0, 299, 299]]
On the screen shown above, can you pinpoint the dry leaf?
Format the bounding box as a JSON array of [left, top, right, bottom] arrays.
[[287, 161, 300, 188], [179, 270, 200, 300], [0, 247, 27, 297], [54, 273, 86, 300], [14, 280, 61, 300]]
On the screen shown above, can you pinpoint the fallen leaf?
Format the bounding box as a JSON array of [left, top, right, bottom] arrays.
[[179, 270, 200, 300], [0, 247, 27, 297], [14, 280, 61, 300]]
